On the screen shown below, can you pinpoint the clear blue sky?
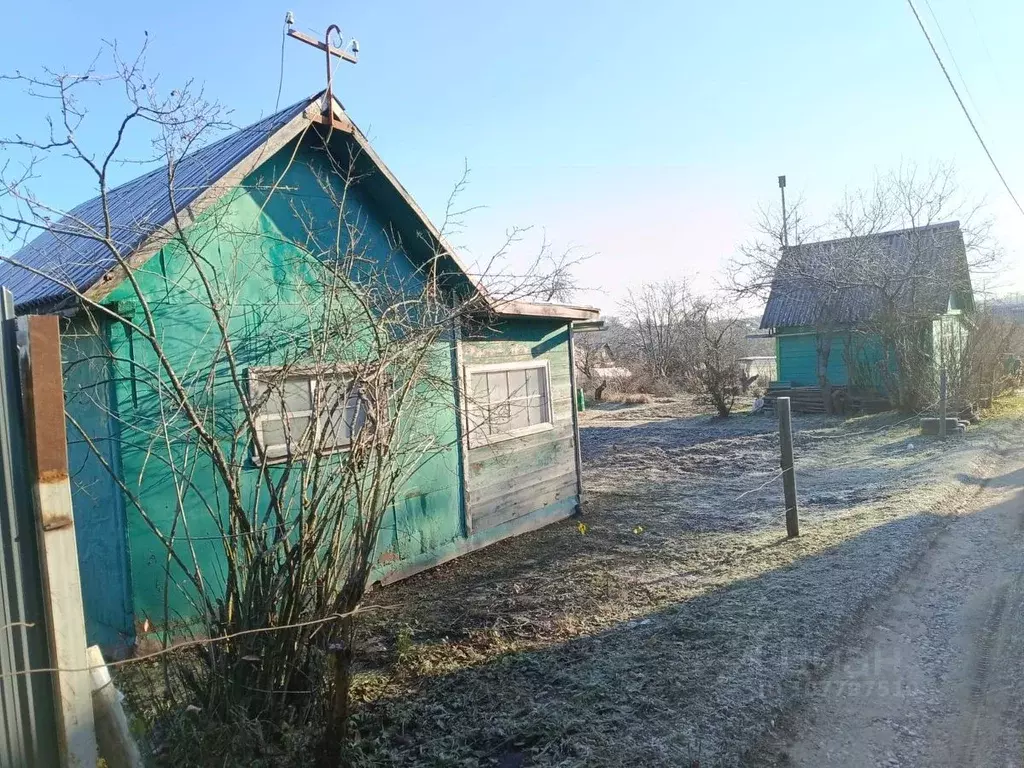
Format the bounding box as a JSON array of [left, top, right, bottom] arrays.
[[3, 0, 1023, 310]]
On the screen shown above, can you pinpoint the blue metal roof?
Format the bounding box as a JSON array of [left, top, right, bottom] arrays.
[[1, 95, 315, 310]]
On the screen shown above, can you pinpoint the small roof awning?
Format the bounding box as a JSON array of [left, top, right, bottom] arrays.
[[490, 299, 601, 322]]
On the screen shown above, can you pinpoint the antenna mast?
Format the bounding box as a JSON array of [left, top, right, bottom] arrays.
[[778, 175, 789, 248], [284, 13, 359, 128]]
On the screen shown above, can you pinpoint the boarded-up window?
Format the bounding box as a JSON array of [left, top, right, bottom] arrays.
[[249, 369, 368, 461], [465, 361, 552, 447]]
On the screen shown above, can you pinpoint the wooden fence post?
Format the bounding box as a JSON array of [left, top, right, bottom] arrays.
[[939, 366, 948, 440], [18, 315, 96, 767], [778, 396, 799, 538]]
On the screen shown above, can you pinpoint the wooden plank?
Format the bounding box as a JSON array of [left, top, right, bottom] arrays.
[[18, 315, 97, 767], [378, 498, 576, 586], [285, 28, 359, 63], [473, 479, 577, 532], [451, 320, 473, 534], [467, 428, 574, 467], [488, 299, 600, 321], [567, 323, 584, 507], [87, 645, 142, 768], [469, 464, 576, 509]]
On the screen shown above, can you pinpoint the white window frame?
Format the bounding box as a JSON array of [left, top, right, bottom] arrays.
[[463, 359, 554, 448], [248, 366, 368, 462]]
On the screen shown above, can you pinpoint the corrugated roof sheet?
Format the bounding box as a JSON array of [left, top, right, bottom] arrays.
[[0, 95, 315, 310], [759, 221, 972, 330]]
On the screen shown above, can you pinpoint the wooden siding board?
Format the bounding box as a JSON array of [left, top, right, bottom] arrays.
[[461, 318, 579, 533], [468, 431, 575, 471], [470, 463, 576, 508], [473, 477, 577, 532], [61, 315, 134, 649]]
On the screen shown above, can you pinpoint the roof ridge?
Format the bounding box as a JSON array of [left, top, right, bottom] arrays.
[[787, 219, 961, 251]]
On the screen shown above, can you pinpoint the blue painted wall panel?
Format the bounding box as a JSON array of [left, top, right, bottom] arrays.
[[62, 315, 134, 649]]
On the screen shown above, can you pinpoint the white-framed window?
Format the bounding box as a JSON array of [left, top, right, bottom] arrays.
[[248, 368, 369, 461], [464, 360, 553, 447]]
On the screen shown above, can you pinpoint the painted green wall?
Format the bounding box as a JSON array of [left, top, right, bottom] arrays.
[[775, 316, 968, 392], [62, 315, 134, 648], [93, 137, 464, 634], [776, 327, 887, 389]]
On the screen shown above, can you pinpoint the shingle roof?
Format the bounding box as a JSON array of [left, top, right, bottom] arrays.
[[0, 96, 313, 310], [759, 221, 973, 330]]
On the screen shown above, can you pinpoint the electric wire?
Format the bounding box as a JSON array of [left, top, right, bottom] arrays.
[[905, 0, 1024, 218]]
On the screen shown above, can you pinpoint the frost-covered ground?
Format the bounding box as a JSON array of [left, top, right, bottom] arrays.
[[352, 396, 1024, 767]]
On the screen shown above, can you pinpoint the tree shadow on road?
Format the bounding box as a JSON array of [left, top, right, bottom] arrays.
[[354, 508, 975, 767], [957, 466, 1024, 488]]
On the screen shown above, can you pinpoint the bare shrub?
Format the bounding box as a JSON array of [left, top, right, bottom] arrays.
[[694, 306, 746, 417], [603, 392, 653, 406], [0, 43, 586, 762], [946, 310, 1024, 409]]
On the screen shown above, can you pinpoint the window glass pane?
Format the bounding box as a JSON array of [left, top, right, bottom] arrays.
[[323, 384, 369, 448], [348, 393, 367, 436], [264, 415, 313, 448], [527, 395, 545, 426], [507, 369, 527, 399], [488, 371, 509, 403], [507, 399, 531, 431], [524, 367, 541, 397], [282, 378, 313, 412], [262, 416, 285, 446], [470, 372, 489, 399], [487, 400, 512, 431]]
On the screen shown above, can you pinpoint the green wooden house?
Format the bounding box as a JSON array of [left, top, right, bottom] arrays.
[[0, 92, 599, 651], [759, 221, 974, 399]]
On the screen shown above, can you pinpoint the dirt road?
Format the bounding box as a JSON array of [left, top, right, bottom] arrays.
[[764, 462, 1024, 767]]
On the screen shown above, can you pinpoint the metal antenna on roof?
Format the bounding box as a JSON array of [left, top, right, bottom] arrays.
[[285, 14, 359, 125], [778, 175, 789, 248]]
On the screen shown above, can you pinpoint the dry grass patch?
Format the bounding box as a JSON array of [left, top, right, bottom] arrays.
[[345, 399, 1024, 766]]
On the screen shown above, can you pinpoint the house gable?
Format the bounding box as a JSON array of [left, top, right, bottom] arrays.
[[70, 132, 469, 637]]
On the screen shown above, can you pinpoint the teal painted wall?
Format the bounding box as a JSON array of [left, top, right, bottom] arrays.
[[88, 136, 465, 634], [775, 319, 967, 392], [62, 315, 134, 648], [776, 328, 888, 389]]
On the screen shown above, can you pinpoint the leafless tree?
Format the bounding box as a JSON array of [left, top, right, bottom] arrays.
[[0, 43, 580, 763], [618, 279, 706, 385]]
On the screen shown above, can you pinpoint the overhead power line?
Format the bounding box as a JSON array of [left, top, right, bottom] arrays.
[[905, 0, 1024, 219]]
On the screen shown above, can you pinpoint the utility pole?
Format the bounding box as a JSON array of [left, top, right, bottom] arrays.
[[285, 14, 359, 126], [778, 396, 799, 537], [778, 175, 789, 248]]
